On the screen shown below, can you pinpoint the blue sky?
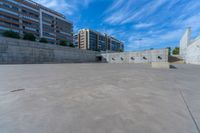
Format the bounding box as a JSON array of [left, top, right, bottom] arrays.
[[33, 0, 200, 51]]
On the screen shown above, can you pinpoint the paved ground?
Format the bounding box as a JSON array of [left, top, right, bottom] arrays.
[[0, 63, 200, 133]]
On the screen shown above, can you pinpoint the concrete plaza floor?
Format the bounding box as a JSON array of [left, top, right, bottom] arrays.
[[0, 63, 200, 133]]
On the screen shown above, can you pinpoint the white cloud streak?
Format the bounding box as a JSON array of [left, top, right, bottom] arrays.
[[104, 0, 168, 25], [134, 22, 155, 29], [126, 29, 184, 51], [33, 0, 93, 15]]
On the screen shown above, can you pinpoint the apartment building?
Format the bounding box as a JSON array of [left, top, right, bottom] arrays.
[[73, 34, 78, 48], [0, 0, 73, 44], [77, 29, 124, 52]]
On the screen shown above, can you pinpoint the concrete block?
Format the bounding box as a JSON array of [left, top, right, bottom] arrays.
[[151, 62, 170, 69]]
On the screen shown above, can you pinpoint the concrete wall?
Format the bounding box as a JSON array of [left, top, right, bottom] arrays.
[[0, 37, 169, 64], [0, 37, 98, 64], [101, 49, 168, 64], [180, 28, 200, 65]]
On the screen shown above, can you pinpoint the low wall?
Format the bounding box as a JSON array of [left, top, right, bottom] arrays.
[[185, 37, 200, 65], [0, 37, 98, 64], [101, 49, 168, 64]]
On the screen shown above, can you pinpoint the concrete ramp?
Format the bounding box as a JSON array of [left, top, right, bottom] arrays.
[[169, 55, 185, 64]]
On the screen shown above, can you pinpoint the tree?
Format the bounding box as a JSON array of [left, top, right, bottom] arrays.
[[69, 43, 75, 48], [166, 47, 171, 56], [118, 49, 123, 52], [173, 47, 180, 55], [39, 38, 48, 43], [23, 33, 36, 41], [60, 40, 67, 46], [2, 30, 20, 39]]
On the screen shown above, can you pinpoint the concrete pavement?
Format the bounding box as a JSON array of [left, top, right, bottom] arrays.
[[0, 63, 200, 133]]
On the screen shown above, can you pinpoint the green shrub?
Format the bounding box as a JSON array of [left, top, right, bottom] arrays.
[[39, 38, 48, 43], [23, 33, 36, 41], [60, 40, 67, 46], [173, 47, 180, 55], [166, 47, 171, 56], [69, 43, 75, 47], [2, 30, 20, 39], [119, 49, 123, 52]]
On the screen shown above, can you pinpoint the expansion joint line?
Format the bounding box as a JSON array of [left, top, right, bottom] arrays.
[[178, 88, 200, 133]]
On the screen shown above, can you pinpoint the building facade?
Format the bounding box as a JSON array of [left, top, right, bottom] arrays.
[[0, 0, 73, 44], [73, 34, 78, 48], [77, 29, 124, 52]]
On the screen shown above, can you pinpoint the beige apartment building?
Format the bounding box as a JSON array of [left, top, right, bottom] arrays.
[[77, 29, 124, 52], [0, 0, 73, 44]]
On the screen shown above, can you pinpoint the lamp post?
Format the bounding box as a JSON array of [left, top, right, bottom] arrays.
[[134, 38, 143, 51]]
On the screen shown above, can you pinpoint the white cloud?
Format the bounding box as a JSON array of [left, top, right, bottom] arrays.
[[83, 0, 92, 7], [126, 28, 184, 51], [104, 0, 168, 25], [173, 12, 200, 37], [134, 22, 155, 29], [121, 0, 168, 24], [32, 0, 93, 15], [104, 0, 125, 13], [104, 0, 135, 24], [33, 0, 73, 15], [159, 30, 183, 40], [105, 0, 200, 51], [183, 14, 200, 32], [127, 36, 158, 50]]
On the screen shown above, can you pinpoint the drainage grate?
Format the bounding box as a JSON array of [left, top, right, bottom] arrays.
[[10, 89, 25, 93]]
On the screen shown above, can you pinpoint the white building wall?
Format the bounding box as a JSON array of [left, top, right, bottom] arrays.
[[180, 28, 191, 59], [180, 28, 200, 65], [185, 37, 200, 65]]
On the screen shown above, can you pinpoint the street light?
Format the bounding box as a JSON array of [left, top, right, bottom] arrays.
[[134, 38, 143, 51]]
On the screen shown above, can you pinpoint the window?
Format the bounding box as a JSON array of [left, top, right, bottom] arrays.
[[12, 6, 18, 11], [3, 3, 10, 8], [22, 9, 27, 13]]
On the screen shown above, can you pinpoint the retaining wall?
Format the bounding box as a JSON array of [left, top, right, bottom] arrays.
[[0, 37, 98, 64], [101, 49, 168, 64]]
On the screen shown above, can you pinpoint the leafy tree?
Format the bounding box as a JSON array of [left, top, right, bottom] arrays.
[[2, 30, 20, 39], [39, 38, 48, 43], [173, 47, 180, 55], [69, 43, 75, 47], [118, 49, 123, 52], [166, 47, 171, 56], [23, 33, 36, 41], [94, 48, 100, 52], [60, 40, 67, 46]]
